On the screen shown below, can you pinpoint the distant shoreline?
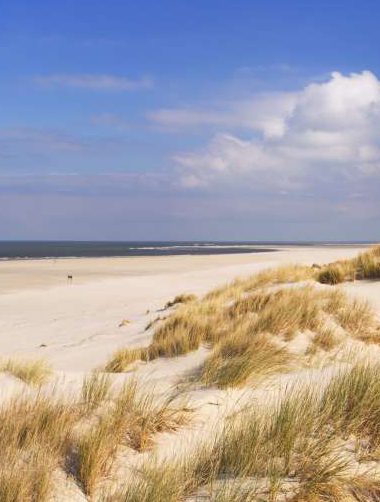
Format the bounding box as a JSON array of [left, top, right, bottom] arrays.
[[0, 240, 374, 261]]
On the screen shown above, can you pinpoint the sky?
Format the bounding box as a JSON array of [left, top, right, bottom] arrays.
[[1, 0, 380, 241]]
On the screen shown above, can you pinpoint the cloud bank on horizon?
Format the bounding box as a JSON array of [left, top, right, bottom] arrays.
[[1, 70, 380, 240], [167, 71, 380, 191]]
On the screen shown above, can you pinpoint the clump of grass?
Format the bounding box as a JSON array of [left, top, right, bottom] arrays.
[[109, 380, 190, 451], [73, 380, 191, 496], [0, 391, 80, 501], [311, 325, 340, 352], [0, 376, 191, 500], [105, 247, 380, 389], [201, 332, 292, 388], [106, 271, 379, 385], [104, 462, 186, 501], [319, 363, 380, 443], [145, 315, 164, 331], [105, 364, 380, 500], [165, 293, 197, 309], [355, 245, 380, 279], [125, 392, 190, 451], [317, 263, 347, 285], [0, 393, 78, 457], [324, 289, 377, 338], [75, 413, 123, 496], [105, 347, 144, 373], [251, 286, 323, 338], [0, 447, 58, 502], [103, 442, 218, 502], [0, 357, 52, 385], [81, 371, 112, 413], [206, 264, 315, 302], [317, 244, 380, 284]]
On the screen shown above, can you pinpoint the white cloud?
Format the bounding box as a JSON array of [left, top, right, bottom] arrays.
[[148, 93, 296, 137], [171, 71, 380, 189], [34, 74, 153, 91]]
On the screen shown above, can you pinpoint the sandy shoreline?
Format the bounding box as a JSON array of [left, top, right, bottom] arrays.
[[0, 245, 371, 371], [1, 244, 380, 501]]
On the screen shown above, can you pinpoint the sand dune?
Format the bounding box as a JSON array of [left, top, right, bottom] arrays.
[[1, 244, 380, 501], [0, 246, 367, 371]]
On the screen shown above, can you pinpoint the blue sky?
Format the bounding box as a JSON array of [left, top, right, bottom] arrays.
[[1, 0, 380, 240]]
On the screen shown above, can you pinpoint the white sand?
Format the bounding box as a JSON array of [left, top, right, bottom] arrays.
[[1, 245, 380, 500], [0, 245, 371, 372]]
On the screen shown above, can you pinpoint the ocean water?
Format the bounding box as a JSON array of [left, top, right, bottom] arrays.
[[0, 241, 278, 259], [0, 241, 371, 260]]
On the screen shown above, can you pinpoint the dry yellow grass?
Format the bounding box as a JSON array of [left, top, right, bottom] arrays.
[[107, 363, 380, 501], [106, 274, 379, 389], [201, 331, 292, 388], [105, 347, 144, 372], [81, 371, 112, 413], [165, 293, 197, 309], [324, 288, 379, 339], [0, 391, 79, 501], [310, 325, 340, 352], [73, 380, 190, 496], [1, 357, 52, 385], [75, 413, 123, 496], [317, 244, 380, 284], [0, 375, 191, 500], [0, 447, 58, 502]]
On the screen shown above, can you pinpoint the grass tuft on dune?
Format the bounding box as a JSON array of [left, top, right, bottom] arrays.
[[164, 293, 197, 309], [201, 332, 292, 388], [81, 371, 112, 413], [0, 357, 52, 386], [317, 244, 380, 284], [107, 363, 380, 501], [73, 380, 190, 496], [105, 260, 379, 387], [0, 376, 191, 500]]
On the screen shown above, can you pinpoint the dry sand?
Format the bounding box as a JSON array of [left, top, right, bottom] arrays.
[[0, 245, 373, 372], [1, 245, 380, 500]]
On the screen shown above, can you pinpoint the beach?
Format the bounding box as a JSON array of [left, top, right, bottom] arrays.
[[0, 245, 371, 372], [1, 244, 380, 500]]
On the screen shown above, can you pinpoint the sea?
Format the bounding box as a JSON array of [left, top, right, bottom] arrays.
[[0, 241, 372, 260]]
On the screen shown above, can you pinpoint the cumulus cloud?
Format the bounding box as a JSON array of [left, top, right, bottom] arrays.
[[34, 73, 153, 91], [171, 71, 380, 189]]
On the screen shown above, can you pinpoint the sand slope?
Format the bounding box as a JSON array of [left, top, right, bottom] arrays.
[[0, 246, 367, 371]]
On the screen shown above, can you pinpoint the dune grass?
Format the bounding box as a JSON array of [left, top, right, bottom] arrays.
[[107, 363, 380, 501], [81, 371, 112, 413], [103, 442, 218, 502], [106, 274, 379, 388], [0, 375, 191, 500], [201, 332, 292, 388], [104, 347, 145, 372], [202, 264, 315, 305], [75, 413, 123, 496], [1, 357, 52, 386], [317, 244, 380, 284], [324, 288, 378, 338], [310, 325, 340, 352], [0, 392, 79, 501], [0, 448, 58, 502], [73, 380, 190, 496], [1, 250, 379, 499], [164, 293, 197, 309]]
